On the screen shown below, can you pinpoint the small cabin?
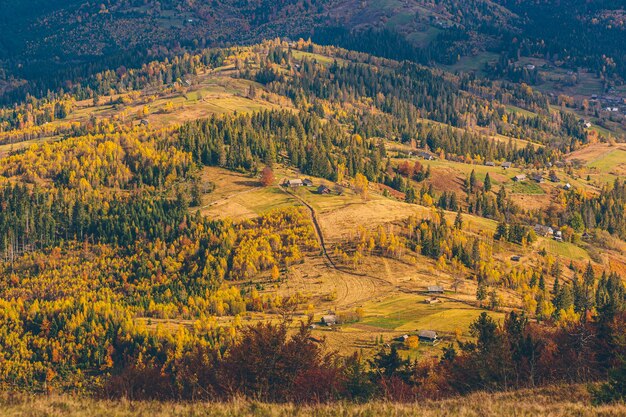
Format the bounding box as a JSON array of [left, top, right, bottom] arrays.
[[303, 178, 314, 187], [511, 255, 521, 262], [485, 161, 496, 167], [513, 174, 526, 182], [564, 183, 572, 190], [321, 315, 337, 326], [501, 162, 512, 169], [426, 285, 444, 294], [425, 297, 442, 304], [285, 179, 304, 188], [139, 119, 150, 126], [396, 334, 409, 342], [531, 173, 544, 183], [418, 330, 439, 345], [418, 151, 436, 160], [317, 185, 331, 195], [534, 224, 554, 237]]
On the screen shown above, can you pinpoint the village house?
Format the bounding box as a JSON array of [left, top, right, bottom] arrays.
[[485, 161, 496, 167], [549, 172, 559, 182], [531, 172, 544, 183], [418, 330, 439, 345], [302, 178, 314, 187], [513, 174, 527, 182], [426, 285, 444, 294], [285, 179, 304, 188], [317, 185, 331, 195], [418, 151, 436, 160], [534, 224, 554, 237], [321, 315, 337, 326], [501, 161, 512, 169]]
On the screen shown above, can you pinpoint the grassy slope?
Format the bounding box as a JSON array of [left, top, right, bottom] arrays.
[[1, 385, 624, 417]]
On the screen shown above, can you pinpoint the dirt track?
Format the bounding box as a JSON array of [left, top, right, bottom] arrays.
[[280, 184, 393, 308]]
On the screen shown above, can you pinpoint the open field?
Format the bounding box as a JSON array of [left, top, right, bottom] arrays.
[[360, 293, 503, 335], [2, 385, 623, 417], [567, 143, 626, 184], [442, 52, 500, 74], [539, 238, 590, 262]]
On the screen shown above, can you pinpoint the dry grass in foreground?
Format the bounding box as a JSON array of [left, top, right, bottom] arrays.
[[1, 385, 625, 417]]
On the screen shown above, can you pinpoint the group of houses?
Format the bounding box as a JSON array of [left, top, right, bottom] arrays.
[[283, 178, 332, 195], [589, 92, 626, 114], [513, 172, 547, 183], [284, 178, 313, 188], [533, 223, 564, 241], [396, 330, 440, 345]]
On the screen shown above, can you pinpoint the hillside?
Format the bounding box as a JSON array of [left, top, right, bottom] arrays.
[[1, 0, 626, 408], [0, 38, 625, 409], [3, 0, 626, 104]]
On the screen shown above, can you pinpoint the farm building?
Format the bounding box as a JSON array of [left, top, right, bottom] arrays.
[[501, 161, 512, 169], [426, 285, 444, 294], [321, 315, 337, 326], [425, 297, 442, 304], [513, 174, 526, 182], [303, 178, 314, 187], [485, 161, 496, 167], [285, 179, 304, 188], [418, 330, 439, 345], [531, 172, 544, 183], [534, 224, 554, 237], [317, 185, 331, 194], [418, 151, 436, 160]]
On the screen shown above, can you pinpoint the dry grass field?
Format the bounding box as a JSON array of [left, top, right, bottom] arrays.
[[567, 143, 626, 184], [1, 385, 624, 417]]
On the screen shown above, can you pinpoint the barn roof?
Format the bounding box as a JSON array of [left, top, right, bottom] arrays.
[[418, 330, 438, 339]]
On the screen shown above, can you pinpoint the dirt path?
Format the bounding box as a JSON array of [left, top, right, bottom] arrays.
[[281, 185, 337, 269], [280, 184, 393, 308]]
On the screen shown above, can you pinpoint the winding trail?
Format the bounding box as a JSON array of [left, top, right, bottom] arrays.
[[281, 184, 386, 280], [279, 183, 394, 308]]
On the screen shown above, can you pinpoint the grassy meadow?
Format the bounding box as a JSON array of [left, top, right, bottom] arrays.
[[1, 385, 624, 417]]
